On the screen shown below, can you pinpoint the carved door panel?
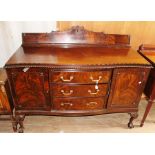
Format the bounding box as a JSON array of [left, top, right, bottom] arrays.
[[108, 68, 149, 108], [11, 68, 50, 110]]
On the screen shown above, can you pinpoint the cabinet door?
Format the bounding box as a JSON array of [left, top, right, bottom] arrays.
[[10, 68, 49, 110], [108, 68, 150, 108]]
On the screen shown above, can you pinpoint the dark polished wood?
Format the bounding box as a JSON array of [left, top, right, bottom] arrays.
[[5, 26, 151, 132], [53, 97, 106, 110], [108, 68, 150, 108], [9, 68, 50, 110], [138, 44, 155, 127], [5, 47, 150, 67], [50, 70, 111, 84], [51, 84, 108, 98], [22, 25, 130, 47], [5, 27, 150, 67]]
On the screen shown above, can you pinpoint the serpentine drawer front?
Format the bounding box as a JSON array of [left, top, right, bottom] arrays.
[[52, 97, 106, 110], [51, 84, 108, 97], [50, 70, 112, 84], [5, 26, 152, 132], [50, 70, 111, 111]]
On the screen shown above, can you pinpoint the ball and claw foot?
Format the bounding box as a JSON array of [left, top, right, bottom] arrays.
[[11, 115, 25, 133], [128, 112, 138, 129], [18, 127, 24, 133], [17, 115, 25, 133], [128, 122, 134, 129]]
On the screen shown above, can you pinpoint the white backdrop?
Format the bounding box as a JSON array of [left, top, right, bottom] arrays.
[[0, 21, 56, 67]]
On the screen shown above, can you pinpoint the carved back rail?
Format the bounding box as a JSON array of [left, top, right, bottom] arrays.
[[22, 26, 130, 48]]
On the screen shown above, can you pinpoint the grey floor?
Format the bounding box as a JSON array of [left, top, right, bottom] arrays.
[[0, 99, 155, 133]]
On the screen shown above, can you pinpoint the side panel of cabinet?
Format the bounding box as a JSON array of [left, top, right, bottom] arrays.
[[0, 86, 7, 112], [8, 68, 50, 110], [0, 83, 11, 113], [107, 68, 150, 108]]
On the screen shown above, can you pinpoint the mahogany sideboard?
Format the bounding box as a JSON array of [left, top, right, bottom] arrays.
[[138, 44, 155, 127], [5, 26, 151, 132]]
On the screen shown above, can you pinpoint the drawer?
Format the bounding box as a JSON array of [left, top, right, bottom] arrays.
[[52, 97, 106, 110], [50, 70, 111, 83], [51, 84, 108, 97]]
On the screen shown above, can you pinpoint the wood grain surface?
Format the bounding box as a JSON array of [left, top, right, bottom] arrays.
[[57, 21, 155, 50]]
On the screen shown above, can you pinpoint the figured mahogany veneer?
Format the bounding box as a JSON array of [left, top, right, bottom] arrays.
[[108, 68, 149, 108], [50, 70, 111, 84], [10, 70, 50, 110], [5, 26, 151, 132], [22, 25, 130, 46], [52, 84, 108, 97], [53, 97, 106, 110]]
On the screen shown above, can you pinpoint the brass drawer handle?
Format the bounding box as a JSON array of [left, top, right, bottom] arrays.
[[61, 90, 73, 96], [61, 102, 73, 106], [88, 89, 99, 95], [90, 76, 102, 82], [86, 102, 97, 106], [60, 76, 74, 82]]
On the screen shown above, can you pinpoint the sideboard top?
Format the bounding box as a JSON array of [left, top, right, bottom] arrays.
[[5, 46, 151, 67], [5, 26, 151, 67]]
